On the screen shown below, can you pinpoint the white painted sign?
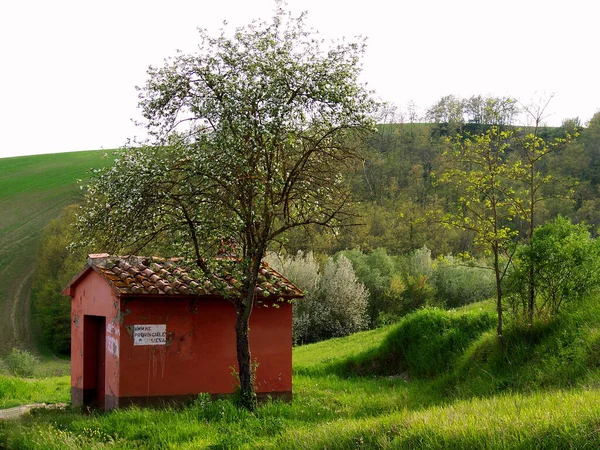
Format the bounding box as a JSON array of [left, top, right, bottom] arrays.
[[133, 324, 166, 346]]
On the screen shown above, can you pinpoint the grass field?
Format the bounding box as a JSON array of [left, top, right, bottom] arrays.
[[0, 151, 113, 355], [3, 302, 600, 449]]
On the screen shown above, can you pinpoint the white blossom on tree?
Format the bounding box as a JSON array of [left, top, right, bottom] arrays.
[[76, 6, 377, 410]]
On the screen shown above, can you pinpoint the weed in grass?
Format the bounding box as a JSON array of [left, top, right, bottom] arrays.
[[3, 348, 39, 377]]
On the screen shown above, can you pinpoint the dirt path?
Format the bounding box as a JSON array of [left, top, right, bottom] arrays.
[[10, 267, 35, 348], [0, 403, 67, 420]]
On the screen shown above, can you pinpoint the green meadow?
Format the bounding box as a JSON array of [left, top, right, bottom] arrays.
[[0, 151, 113, 354], [3, 301, 600, 449]]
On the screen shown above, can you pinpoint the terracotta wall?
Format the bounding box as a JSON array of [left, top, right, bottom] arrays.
[[118, 297, 292, 401]]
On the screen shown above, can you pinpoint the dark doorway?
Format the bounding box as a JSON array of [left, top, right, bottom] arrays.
[[83, 315, 106, 409]]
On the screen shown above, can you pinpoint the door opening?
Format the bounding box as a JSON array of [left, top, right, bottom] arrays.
[[83, 315, 106, 409]]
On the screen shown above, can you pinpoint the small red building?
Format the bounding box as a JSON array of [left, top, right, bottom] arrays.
[[64, 254, 302, 410]]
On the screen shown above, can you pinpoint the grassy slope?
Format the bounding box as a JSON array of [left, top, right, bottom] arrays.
[[0, 151, 113, 355], [4, 300, 600, 448]]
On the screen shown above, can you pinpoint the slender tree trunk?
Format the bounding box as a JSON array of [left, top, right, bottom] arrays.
[[528, 166, 535, 325], [493, 243, 504, 352]]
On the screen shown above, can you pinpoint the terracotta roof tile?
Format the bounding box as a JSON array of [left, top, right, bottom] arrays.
[[86, 254, 303, 298]]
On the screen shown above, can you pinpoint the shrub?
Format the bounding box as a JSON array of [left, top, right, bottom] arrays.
[[340, 308, 495, 378], [396, 275, 435, 315], [507, 216, 600, 320], [319, 255, 370, 337], [341, 248, 402, 323], [266, 251, 321, 344], [267, 252, 369, 343], [406, 246, 433, 279], [4, 348, 39, 377]]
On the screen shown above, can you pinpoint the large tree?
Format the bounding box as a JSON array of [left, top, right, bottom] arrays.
[[76, 6, 376, 409]]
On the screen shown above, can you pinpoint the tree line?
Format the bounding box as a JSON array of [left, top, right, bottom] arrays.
[[32, 109, 600, 352]]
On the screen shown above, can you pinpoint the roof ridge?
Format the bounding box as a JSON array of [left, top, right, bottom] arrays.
[[79, 254, 303, 299]]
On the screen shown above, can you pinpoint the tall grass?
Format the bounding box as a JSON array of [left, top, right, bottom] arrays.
[[0, 375, 69, 409], [332, 307, 495, 378]]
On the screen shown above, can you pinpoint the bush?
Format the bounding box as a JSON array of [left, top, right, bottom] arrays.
[[319, 255, 369, 337], [4, 348, 39, 377], [406, 246, 433, 279], [266, 251, 322, 344], [266, 252, 369, 344], [341, 248, 401, 323], [340, 308, 495, 378], [507, 216, 600, 320], [342, 247, 439, 325], [396, 275, 435, 315]]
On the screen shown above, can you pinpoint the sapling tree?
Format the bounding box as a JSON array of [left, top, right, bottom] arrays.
[[436, 127, 519, 350], [510, 97, 577, 324], [76, 6, 376, 410]]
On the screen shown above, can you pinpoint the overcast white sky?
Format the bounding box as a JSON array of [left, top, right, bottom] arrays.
[[0, 0, 598, 159]]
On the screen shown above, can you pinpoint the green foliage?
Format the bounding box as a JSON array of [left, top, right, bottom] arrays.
[[31, 205, 88, 354], [340, 248, 402, 322], [438, 127, 520, 252], [337, 247, 495, 327], [3, 348, 39, 377], [507, 216, 600, 319]]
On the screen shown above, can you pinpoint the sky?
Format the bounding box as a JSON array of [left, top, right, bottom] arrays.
[[0, 0, 598, 159]]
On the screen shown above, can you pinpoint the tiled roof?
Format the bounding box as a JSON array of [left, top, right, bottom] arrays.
[[84, 254, 303, 298]]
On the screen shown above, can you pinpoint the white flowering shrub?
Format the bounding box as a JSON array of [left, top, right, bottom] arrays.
[[266, 251, 321, 343], [318, 255, 370, 338], [407, 246, 433, 279], [266, 252, 369, 343]]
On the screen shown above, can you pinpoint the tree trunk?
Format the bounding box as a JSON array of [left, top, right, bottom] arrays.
[[528, 255, 535, 325], [234, 300, 257, 411], [233, 252, 263, 411]]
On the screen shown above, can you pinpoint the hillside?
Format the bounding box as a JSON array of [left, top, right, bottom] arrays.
[[0, 151, 113, 355]]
